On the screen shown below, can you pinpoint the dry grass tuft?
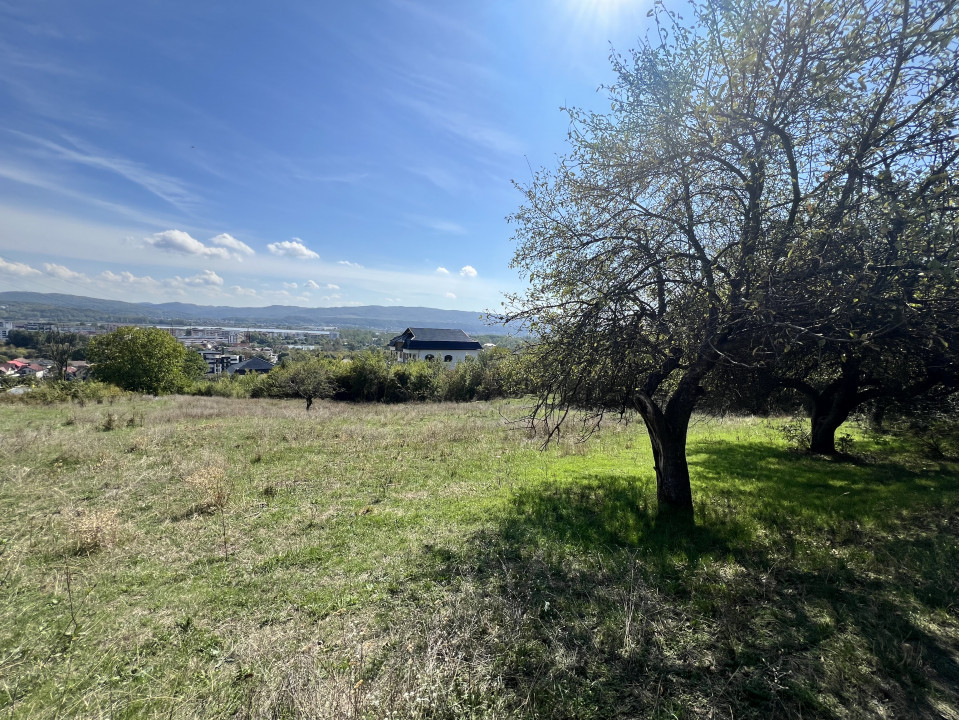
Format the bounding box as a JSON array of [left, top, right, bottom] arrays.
[[67, 508, 120, 553], [185, 465, 231, 513]]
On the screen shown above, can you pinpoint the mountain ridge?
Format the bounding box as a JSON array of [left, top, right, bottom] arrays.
[[0, 292, 513, 334]]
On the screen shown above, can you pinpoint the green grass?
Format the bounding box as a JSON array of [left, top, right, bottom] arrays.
[[0, 397, 956, 719]]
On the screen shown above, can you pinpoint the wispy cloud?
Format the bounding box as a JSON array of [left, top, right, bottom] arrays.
[[393, 95, 525, 158], [435, 266, 450, 275], [291, 170, 371, 185], [445, 291, 456, 299], [268, 239, 319, 260], [0, 163, 178, 226], [13, 132, 200, 213], [410, 216, 467, 234], [338, 260, 363, 268], [387, 0, 488, 48], [408, 164, 467, 194]]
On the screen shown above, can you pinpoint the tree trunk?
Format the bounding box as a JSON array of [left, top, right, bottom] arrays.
[[646, 422, 694, 511], [636, 386, 697, 516], [809, 370, 859, 455]]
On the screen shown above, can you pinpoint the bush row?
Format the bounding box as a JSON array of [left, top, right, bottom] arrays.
[[186, 348, 533, 405], [0, 379, 124, 405]]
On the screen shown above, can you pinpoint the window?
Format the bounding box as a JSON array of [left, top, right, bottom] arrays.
[[424, 354, 435, 361], [444, 355, 453, 362]]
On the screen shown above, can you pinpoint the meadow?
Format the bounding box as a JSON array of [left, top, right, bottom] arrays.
[[0, 395, 956, 719]]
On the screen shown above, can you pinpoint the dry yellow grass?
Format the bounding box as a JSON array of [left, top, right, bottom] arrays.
[[184, 465, 231, 513], [66, 507, 120, 552]]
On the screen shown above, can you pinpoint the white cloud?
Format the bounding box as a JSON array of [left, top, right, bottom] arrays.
[[435, 266, 450, 275], [0, 256, 41, 276], [145, 230, 232, 260], [283, 282, 299, 289], [445, 292, 457, 299], [44, 263, 87, 280], [183, 269, 224, 287], [459, 265, 477, 278], [338, 260, 363, 268], [304, 279, 320, 289], [100, 270, 161, 289], [325, 283, 340, 290], [267, 239, 319, 260], [210, 233, 254, 256], [231, 285, 258, 296]]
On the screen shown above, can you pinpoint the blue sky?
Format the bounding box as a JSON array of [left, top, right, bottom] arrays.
[[0, 0, 653, 311]]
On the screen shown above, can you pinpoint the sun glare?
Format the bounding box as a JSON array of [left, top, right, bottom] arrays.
[[574, 0, 632, 17], [564, 0, 644, 38]]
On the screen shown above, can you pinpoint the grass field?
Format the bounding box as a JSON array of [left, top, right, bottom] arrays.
[[0, 395, 957, 719]]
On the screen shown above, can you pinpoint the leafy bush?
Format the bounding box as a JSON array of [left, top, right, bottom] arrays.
[[0, 379, 123, 406], [346, 350, 390, 401], [386, 359, 441, 402], [187, 372, 271, 399]]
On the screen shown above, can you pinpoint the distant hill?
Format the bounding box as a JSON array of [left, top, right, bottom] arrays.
[[0, 292, 516, 335]]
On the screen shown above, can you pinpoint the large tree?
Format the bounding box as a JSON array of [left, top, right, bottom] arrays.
[[503, 0, 959, 513], [759, 48, 959, 453], [88, 327, 198, 395]]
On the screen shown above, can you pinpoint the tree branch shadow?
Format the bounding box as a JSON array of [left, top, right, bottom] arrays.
[[397, 449, 959, 719]]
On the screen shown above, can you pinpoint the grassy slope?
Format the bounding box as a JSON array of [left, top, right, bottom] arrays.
[[0, 396, 956, 719]]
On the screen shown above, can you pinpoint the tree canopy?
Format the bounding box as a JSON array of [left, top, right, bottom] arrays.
[[88, 327, 201, 395], [503, 0, 959, 513]]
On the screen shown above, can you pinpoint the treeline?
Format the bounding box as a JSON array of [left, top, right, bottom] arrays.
[[187, 348, 532, 406], [1, 329, 89, 362]]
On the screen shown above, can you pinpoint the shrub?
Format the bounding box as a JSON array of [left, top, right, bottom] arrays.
[[345, 351, 390, 402], [0, 379, 123, 406], [386, 360, 441, 402], [186, 372, 270, 399]]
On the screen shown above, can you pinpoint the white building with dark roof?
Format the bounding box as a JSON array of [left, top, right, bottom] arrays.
[[387, 327, 482, 366]]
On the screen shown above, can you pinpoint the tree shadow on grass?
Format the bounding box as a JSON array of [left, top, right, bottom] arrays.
[[396, 444, 959, 719], [687, 439, 959, 527]]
